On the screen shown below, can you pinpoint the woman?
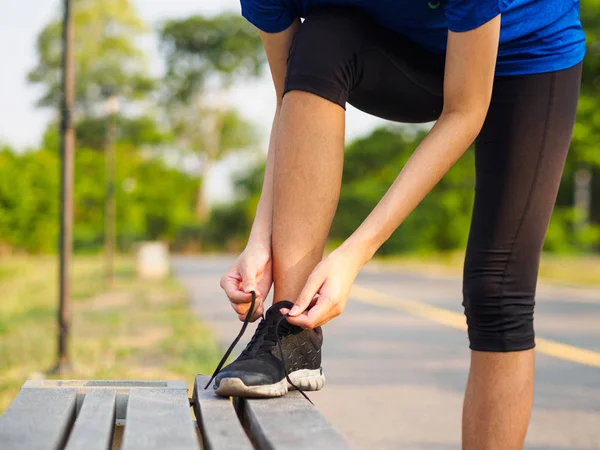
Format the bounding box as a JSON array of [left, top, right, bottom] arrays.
[[215, 0, 586, 448]]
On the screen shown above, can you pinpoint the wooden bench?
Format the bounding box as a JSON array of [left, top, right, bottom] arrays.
[[0, 375, 351, 449]]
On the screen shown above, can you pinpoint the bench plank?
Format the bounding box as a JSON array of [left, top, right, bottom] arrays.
[[65, 389, 116, 450], [23, 379, 187, 423], [236, 392, 352, 450], [121, 388, 200, 450], [192, 375, 253, 450], [0, 387, 77, 450]]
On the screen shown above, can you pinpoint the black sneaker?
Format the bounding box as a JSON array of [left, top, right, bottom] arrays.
[[210, 300, 325, 398]]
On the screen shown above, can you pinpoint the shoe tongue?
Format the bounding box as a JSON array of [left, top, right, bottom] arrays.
[[265, 301, 294, 319]]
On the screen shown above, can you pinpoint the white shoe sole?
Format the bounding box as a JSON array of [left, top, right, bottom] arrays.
[[214, 368, 326, 398]]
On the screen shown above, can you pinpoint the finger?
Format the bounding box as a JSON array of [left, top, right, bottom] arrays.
[[231, 301, 251, 315], [235, 301, 264, 322], [220, 275, 250, 302], [290, 270, 325, 317], [286, 295, 330, 329], [281, 295, 317, 317], [286, 306, 324, 329], [239, 263, 258, 294], [228, 290, 254, 305]]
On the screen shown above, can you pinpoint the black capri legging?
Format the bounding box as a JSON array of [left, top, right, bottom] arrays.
[[283, 7, 582, 352]]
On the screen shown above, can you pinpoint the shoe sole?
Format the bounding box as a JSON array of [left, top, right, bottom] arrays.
[[214, 368, 326, 398]]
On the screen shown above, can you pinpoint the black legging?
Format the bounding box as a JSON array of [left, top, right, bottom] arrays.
[[283, 7, 582, 352]]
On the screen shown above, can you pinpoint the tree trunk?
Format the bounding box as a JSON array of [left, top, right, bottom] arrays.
[[575, 167, 592, 230], [195, 160, 212, 222], [194, 110, 225, 222]]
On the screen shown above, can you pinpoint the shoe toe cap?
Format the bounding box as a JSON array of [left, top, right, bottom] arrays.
[[214, 370, 274, 388]]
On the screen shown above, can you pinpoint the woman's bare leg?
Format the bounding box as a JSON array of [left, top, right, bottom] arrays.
[[462, 350, 535, 449], [271, 90, 345, 302]]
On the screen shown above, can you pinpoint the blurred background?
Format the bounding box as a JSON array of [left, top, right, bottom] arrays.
[[1, 0, 599, 447], [1, 0, 599, 257]]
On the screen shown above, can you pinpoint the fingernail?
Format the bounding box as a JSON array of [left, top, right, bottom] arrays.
[[289, 306, 299, 316]]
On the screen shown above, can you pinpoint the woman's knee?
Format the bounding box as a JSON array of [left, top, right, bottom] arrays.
[[462, 263, 536, 353]]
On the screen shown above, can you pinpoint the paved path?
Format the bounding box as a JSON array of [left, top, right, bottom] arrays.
[[173, 256, 600, 450]]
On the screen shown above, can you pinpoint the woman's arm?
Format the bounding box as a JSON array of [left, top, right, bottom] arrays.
[[345, 16, 501, 263], [287, 16, 502, 327], [247, 21, 300, 248], [220, 20, 300, 320]]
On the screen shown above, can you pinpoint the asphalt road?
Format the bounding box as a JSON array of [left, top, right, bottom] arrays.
[[173, 256, 600, 450]]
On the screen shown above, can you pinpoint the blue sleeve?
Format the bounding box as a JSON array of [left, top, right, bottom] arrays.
[[240, 0, 295, 33], [445, 0, 510, 32]]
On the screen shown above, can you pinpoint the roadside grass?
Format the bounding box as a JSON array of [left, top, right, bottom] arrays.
[[369, 251, 600, 287], [0, 255, 221, 414]]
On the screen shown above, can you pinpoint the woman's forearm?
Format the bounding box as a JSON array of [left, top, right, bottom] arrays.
[[247, 107, 281, 248], [344, 111, 483, 264]]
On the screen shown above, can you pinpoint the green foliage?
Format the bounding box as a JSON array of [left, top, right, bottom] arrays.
[[158, 13, 264, 220], [202, 127, 475, 254], [562, 0, 600, 241], [28, 0, 153, 111], [0, 147, 59, 252], [545, 208, 600, 253], [19, 6, 265, 252], [73, 145, 198, 250], [11, 4, 600, 256], [160, 13, 264, 101], [75, 115, 169, 151], [201, 202, 250, 250], [212, 122, 600, 255], [172, 201, 253, 253], [170, 105, 256, 159], [331, 127, 475, 254], [580, 0, 600, 99], [0, 145, 198, 253], [28, 0, 164, 164]]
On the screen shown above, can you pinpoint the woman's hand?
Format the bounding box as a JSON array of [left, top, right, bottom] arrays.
[[220, 243, 272, 322], [282, 245, 364, 329]]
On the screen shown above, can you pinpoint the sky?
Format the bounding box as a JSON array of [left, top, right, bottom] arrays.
[[0, 0, 388, 202]]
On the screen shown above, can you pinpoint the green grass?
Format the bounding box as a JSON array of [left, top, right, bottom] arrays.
[[0, 255, 222, 414], [370, 251, 600, 287]]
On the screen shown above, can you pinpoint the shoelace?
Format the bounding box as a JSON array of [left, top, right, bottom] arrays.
[[204, 291, 313, 404]]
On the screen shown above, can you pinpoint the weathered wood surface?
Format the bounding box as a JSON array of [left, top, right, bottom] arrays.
[[2, 378, 352, 450], [192, 375, 253, 450], [120, 388, 200, 450], [23, 379, 186, 422], [22, 380, 186, 389], [0, 387, 77, 450], [64, 389, 116, 450], [236, 391, 353, 450]]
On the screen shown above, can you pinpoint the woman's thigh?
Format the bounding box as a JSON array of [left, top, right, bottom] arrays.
[[284, 6, 445, 123], [463, 63, 582, 352]]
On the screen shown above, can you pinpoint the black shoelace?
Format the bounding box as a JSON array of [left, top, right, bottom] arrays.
[[204, 291, 313, 404]]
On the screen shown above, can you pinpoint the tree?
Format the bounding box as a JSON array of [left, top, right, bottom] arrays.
[[168, 103, 256, 218], [159, 14, 265, 101], [209, 126, 476, 255], [0, 146, 60, 253], [330, 127, 475, 254], [159, 14, 264, 220], [0, 144, 199, 253], [551, 1, 600, 250], [28, 0, 153, 113], [28, 0, 166, 155]]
